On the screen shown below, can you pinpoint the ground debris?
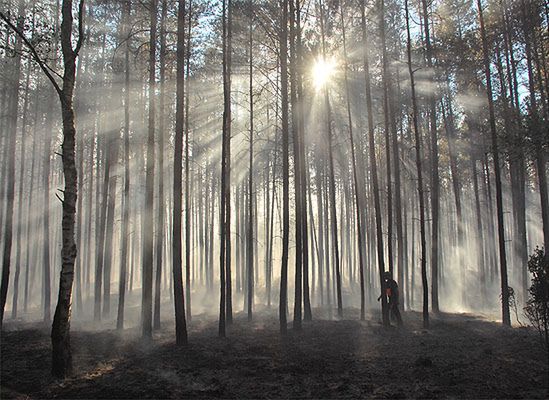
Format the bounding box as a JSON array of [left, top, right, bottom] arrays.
[[1, 310, 547, 399]]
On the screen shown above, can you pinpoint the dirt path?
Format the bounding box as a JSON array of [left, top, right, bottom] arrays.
[[1, 310, 546, 399]]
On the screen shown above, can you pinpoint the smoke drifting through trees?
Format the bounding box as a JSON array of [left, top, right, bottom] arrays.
[[0, 0, 547, 374]]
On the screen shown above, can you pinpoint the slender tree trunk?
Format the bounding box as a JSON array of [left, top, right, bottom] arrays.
[[12, 9, 32, 319], [361, 0, 388, 326], [224, 0, 233, 326], [102, 137, 118, 319], [0, 0, 24, 326], [441, 93, 464, 302], [319, 0, 342, 318], [185, 0, 193, 323], [420, 0, 440, 313], [247, 0, 254, 321], [117, 0, 131, 331], [477, 0, 510, 326], [141, 0, 157, 340], [153, 0, 168, 330], [24, 77, 40, 313], [279, 0, 289, 335], [49, 0, 85, 378], [405, 0, 429, 328], [380, 0, 394, 277], [172, 0, 188, 345], [290, 0, 303, 329], [297, 13, 311, 322], [340, 2, 365, 320], [219, 0, 233, 336]]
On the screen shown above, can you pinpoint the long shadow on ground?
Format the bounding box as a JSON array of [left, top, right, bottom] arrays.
[[1, 309, 546, 399]]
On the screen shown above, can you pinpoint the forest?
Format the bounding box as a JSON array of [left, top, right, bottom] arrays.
[[0, 0, 548, 397]]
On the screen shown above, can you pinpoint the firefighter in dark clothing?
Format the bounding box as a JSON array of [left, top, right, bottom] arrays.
[[378, 271, 403, 326]]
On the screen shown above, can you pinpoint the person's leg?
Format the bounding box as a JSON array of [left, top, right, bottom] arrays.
[[394, 305, 403, 326], [389, 302, 396, 323]]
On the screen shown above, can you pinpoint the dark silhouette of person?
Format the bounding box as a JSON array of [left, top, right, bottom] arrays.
[[378, 271, 403, 326]]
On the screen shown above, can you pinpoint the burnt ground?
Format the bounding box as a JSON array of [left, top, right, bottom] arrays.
[[1, 308, 547, 399]]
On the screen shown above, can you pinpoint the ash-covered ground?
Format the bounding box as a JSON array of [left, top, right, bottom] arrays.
[[1, 308, 546, 399]]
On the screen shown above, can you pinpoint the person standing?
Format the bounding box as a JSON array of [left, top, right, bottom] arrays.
[[378, 271, 404, 326]]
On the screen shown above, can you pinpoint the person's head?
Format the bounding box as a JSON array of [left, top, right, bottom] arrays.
[[383, 271, 392, 281]]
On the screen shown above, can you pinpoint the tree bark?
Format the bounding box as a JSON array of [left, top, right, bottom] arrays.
[[477, 0, 510, 326], [361, 0, 388, 326], [141, 0, 157, 341], [173, 0, 188, 345]]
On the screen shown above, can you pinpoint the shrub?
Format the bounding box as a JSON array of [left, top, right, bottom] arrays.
[[524, 247, 549, 383]]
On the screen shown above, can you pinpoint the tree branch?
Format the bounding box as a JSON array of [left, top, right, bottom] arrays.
[[0, 11, 62, 96]]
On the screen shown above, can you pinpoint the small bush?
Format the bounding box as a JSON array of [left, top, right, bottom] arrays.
[[524, 247, 549, 349]]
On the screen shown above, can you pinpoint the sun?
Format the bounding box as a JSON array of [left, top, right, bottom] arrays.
[[312, 57, 337, 90]]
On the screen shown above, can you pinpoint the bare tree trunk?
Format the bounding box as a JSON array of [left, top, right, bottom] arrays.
[[219, 0, 233, 336], [292, 0, 311, 322], [279, 0, 289, 335], [380, 0, 394, 277], [420, 0, 440, 313], [185, 0, 193, 323], [477, 0, 510, 326], [224, 0, 233, 327], [441, 93, 464, 302], [102, 135, 119, 319], [153, 0, 168, 330], [315, 158, 325, 306], [361, 0, 388, 326], [405, 0, 429, 328], [319, 0, 342, 318], [0, 0, 24, 326], [289, 0, 303, 329], [141, 0, 157, 340], [340, 2, 365, 320], [49, 0, 85, 378], [172, 0, 188, 345], [247, 0, 254, 321], [12, 6, 32, 319], [73, 30, 87, 316], [117, 0, 131, 331], [24, 76, 40, 313]]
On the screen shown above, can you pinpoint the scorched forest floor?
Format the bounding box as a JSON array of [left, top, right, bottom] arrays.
[[1, 308, 546, 399]]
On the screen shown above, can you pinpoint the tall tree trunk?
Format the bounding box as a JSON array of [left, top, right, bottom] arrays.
[[12, 3, 32, 319], [224, 0, 233, 326], [93, 34, 108, 322], [102, 135, 119, 319], [405, 0, 429, 328], [441, 93, 464, 302], [46, 0, 85, 378], [290, 0, 303, 329], [24, 75, 40, 313], [185, 0, 193, 323], [172, 0, 188, 345], [520, 0, 549, 260], [340, 1, 366, 320], [117, 0, 131, 331], [154, 0, 168, 330], [141, 0, 157, 340], [279, 0, 289, 335], [421, 0, 440, 313], [380, 0, 394, 277], [247, 0, 254, 321], [0, 0, 24, 326], [361, 0, 388, 326], [219, 0, 233, 336], [319, 0, 342, 318], [295, 1, 311, 321], [477, 0, 510, 326]]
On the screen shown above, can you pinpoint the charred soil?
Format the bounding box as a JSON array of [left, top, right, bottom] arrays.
[[1, 309, 546, 399]]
